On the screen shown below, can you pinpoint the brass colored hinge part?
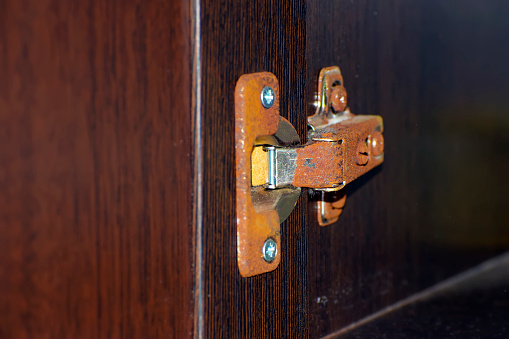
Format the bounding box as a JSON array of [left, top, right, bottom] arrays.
[[235, 66, 384, 277]]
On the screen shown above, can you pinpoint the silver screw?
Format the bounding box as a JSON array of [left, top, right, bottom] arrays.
[[261, 86, 275, 108], [262, 238, 277, 262]]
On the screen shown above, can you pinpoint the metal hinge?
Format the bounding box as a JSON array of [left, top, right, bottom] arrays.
[[235, 66, 384, 277]]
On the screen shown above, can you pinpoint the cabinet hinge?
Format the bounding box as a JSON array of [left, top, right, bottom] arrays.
[[235, 66, 384, 277]]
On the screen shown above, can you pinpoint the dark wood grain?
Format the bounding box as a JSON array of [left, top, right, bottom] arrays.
[[339, 253, 509, 338], [197, 0, 509, 337], [0, 0, 194, 337], [198, 0, 309, 337], [306, 0, 509, 336], [2, 0, 508, 337]]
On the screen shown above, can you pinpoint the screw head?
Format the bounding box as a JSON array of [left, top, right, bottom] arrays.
[[262, 238, 277, 262], [371, 132, 384, 157], [261, 86, 275, 108], [330, 86, 347, 112]]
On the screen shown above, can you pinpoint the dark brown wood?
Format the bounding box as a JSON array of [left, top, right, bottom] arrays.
[[2, 0, 508, 337], [338, 253, 509, 338], [0, 0, 194, 337], [306, 0, 509, 337], [197, 0, 509, 337], [198, 0, 309, 337]]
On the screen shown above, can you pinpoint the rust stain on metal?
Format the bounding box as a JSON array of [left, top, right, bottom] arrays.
[[235, 72, 281, 277], [316, 190, 347, 226], [291, 116, 383, 190], [308, 66, 351, 128], [236, 66, 385, 267], [330, 86, 347, 113], [371, 131, 384, 157], [307, 66, 384, 226], [292, 142, 343, 189], [337, 116, 384, 187], [356, 140, 369, 166]]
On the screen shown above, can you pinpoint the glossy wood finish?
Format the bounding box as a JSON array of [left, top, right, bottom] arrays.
[[2, 0, 508, 337], [0, 0, 194, 337], [198, 0, 309, 337], [339, 253, 509, 338], [307, 0, 509, 336], [196, 0, 509, 337]]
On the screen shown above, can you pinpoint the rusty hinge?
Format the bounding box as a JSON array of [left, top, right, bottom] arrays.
[[235, 66, 384, 277]]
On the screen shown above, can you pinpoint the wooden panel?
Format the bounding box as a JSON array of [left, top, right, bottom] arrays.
[[338, 253, 509, 338], [0, 0, 194, 337], [306, 0, 509, 336], [198, 0, 309, 337]]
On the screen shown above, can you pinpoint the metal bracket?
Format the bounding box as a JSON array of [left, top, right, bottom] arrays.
[[235, 66, 384, 277]]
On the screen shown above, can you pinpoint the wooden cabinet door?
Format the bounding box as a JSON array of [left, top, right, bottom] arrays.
[[197, 0, 509, 337], [0, 1, 194, 337], [1, 0, 508, 337]]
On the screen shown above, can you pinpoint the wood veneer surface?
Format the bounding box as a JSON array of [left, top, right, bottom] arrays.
[[0, 0, 194, 337]]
